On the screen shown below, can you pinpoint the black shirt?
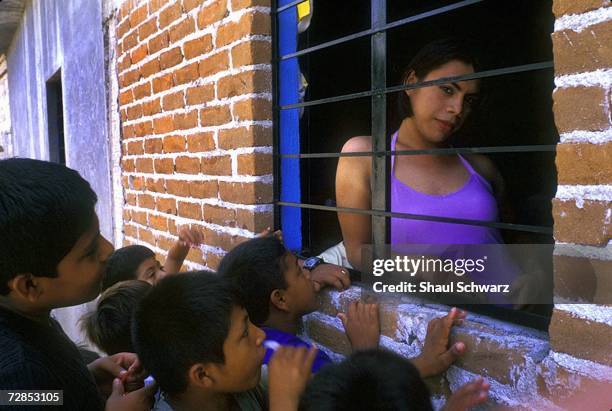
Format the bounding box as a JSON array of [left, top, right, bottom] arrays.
[[0, 306, 103, 411]]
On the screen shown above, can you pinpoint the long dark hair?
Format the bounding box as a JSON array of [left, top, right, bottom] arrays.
[[396, 38, 481, 121]]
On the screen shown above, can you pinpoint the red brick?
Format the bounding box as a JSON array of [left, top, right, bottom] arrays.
[[126, 104, 143, 121], [119, 89, 134, 106], [116, 19, 131, 39], [173, 62, 199, 85], [237, 152, 272, 175], [553, 87, 610, 133], [174, 111, 198, 130], [218, 125, 271, 149], [133, 121, 153, 137], [148, 31, 169, 54], [166, 179, 190, 196], [131, 44, 148, 65], [153, 115, 174, 134], [178, 201, 203, 220], [169, 16, 195, 43], [198, 51, 229, 78], [149, 214, 169, 231], [186, 84, 214, 105], [152, 73, 173, 93], [142, 98, 162, 116], [122, 124, 135, 139], [133, 82, 152, 99], [130, 176, 146, 191], [219, 182, 272, 204], [120, 69, 139, 88], [159, 2, 182, 29], [123, 31, 138, 51], [184, 35, 213, 59], [183, 0, 204, 12], [190, 181, 218, 198], [120, 159, 133, 175], [197, 0, 228, 29], [186, 132, 215, 152], [157, 197, 177, 215], [149, 0, 165, 13], [200, 105, 231, 127], [231, 0, 270, 9], [175, 156, 201, 174], [186, 247, 207, 265], [144, 138, 163, 154], [203, 204, 236, 227], [160, 47, 183, 70], [163, 135, 186, 152], [556, 142, 612, 184], [236, 209, 272, 232], [131, 210, 147, 225], [162, 91, 185, 111], [553, 0, 611, 17], [154, 158, 175, 174], [124, 224, 138, 239], [201, 156, 231, 175], [231, 40, 271, 68], [146, 178, 165, 193], [138, 17, 157, 41], [552, 22, 612, 75], [553, 199, 611, 245], [129, 4, 148, 28], [218, 70, 271, 98], [126, 140, 144, 155], [118, 55, 131, 73], [138, 228, 155, 245], [140, 59, 161, 79], [216, 12, 270, 47], [232, 98, 271, 121], [135, 158, 154, 173], [121, 109, 128, 122], [138, 194, 155, 209]]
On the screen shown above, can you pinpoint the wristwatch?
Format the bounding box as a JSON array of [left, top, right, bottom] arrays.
[[302, 256, 325, 270]]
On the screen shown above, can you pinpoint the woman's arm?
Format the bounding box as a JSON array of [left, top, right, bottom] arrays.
[[335, 136, 373, 271]]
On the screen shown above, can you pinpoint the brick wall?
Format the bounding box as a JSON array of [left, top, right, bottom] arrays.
[[114, 0, 273, 270], [305, 1, 612, 409]]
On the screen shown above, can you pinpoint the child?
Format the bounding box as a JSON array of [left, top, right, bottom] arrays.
[[0, 158, 155, 411], [299, 349, 490, 411], [101, 225, 204, 290], [132, 270, 309, 411], [81, 280, 152, 355], [218, 235, 467, 376]]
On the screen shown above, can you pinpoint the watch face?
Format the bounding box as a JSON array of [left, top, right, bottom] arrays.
[[304, 257, 322, 270]]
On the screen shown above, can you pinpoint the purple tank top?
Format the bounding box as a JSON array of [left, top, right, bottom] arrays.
[[390, 131, 502, 245]]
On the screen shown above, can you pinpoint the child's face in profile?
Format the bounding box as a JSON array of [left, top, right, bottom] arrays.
[[208, 306, 266, 392], [43, 215, 114, 307], [135, 257, 166, 285], [281, 252, 319, 316]]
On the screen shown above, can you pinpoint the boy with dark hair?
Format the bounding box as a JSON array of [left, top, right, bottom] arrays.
[[299, 349, 489, 411], [102, 226, 204, 290], [81, 280, 152, 355], [133, 271, 310, 411], [0, 158, 155, 411], [218, 235, 468, 375]]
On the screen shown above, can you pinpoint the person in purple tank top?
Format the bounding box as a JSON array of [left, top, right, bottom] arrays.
[[335, 39, 526, 303]]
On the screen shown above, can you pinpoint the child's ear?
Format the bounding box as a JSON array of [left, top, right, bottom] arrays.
[[269, 289, 289, 312], [404, 70, 417, 97], [189, 363, 215, 389], [7, 274, 43, 302]]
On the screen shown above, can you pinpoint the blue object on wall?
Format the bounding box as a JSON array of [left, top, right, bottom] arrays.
[[278, 1, 302, 251]]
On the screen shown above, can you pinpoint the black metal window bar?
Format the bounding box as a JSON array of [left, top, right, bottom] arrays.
[[271, 0, 555, 328]]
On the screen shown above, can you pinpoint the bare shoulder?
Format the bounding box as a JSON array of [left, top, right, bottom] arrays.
[[341, 136, 372, 153], [464, 154, 500, 183]]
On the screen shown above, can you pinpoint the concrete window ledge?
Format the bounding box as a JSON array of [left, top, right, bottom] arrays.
[[300, 287, 612, 409]]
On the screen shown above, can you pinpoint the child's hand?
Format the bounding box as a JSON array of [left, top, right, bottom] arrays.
[[338, 301, 380, 351], [105, 377, 157, 411], [442, 377, 489, 411], [309, 264, 351, 291], [268, 346, 317, 411], [177, 226, 204, 248], [412, 307, 466, 378], [88, 353, 147, 397]]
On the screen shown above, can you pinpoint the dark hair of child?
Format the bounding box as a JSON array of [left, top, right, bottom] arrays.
[[101, 245, 155, 291]]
